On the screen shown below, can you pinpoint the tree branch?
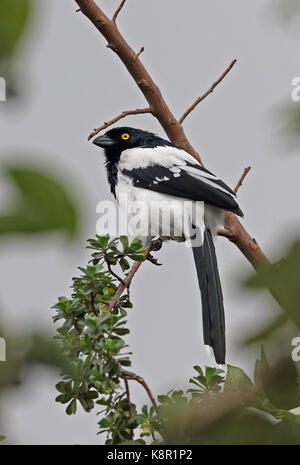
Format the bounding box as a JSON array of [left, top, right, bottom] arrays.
[[74, 1, 273, 276], [218, 212, 270, 268], [106, 245, 152, 312], [105, 259, 125, 284], [124, 377, 134, 439], [178, 59, 237, 124], [75, 0, 202, 163], [121, 368, 159, 415], [112, 0, 127, 23], [234, 166, 251, 194], [88, 107, 152, 140]]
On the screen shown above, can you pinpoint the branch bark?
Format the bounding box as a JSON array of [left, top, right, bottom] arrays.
[[74, 0, 273, 274], [234, 166, 251, 194], [112, 0, 127, 23]]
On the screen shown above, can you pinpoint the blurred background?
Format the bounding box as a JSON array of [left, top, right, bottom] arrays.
[[0, 0, 300, 444]]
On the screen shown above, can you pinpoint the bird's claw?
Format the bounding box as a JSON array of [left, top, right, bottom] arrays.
[[147, 252, 162, 266]]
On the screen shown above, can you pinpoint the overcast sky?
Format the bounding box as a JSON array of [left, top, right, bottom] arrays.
[[0, 0, 300, 445]]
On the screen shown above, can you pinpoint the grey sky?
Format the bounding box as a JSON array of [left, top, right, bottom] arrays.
[[0, 0, 299, 444]]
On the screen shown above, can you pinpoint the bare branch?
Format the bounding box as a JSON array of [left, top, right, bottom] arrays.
[[88, 107, 152, 140], [234, 166, 251, 194], [121, 368, 159, 415], [75, 0, 202, 163], [218, 212, 270, 268], [178, 59, 237, 124], [112, 0, 127, 24]]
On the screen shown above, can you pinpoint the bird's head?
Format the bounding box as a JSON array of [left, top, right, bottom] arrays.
[[92, 126, 173, 160]]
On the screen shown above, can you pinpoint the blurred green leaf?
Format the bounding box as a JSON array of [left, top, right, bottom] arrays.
[[224, 365, 253, 394], [245, 241, 300, 341], [0, 0, 32, 62], [0, 165, 78, 237]]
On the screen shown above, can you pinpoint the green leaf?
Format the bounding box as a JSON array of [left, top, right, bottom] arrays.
[[66, 399, 77, 416], [0, 165, 78, 237], [99, 418, 111, 428], [120, 236, 129, 251], [245, 241, 300, 336], [0, 435, 6, 442], [129, 238, 144, 252], [0, 0, 31, 61], [224, 365, 254, 394], [119, 257, 130, 272]]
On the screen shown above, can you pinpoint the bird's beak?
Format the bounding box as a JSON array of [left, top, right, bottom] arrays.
[[92, 135, 115, 148]]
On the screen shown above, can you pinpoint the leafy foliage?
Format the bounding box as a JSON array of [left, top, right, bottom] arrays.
[[0, 165, 78, 237], [53, 235, 300, 445], [245, 241, 300, 342]]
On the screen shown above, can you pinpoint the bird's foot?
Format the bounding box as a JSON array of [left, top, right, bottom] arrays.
[[147, 252, 162, 266]]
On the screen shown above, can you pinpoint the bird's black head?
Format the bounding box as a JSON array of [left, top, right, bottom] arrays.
[[92, 126, 174, 161]]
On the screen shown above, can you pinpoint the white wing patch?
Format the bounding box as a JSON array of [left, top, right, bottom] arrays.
[[119, 146, 197, 171]]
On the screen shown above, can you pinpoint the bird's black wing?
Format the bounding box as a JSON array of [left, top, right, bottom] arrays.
[[122, 162, 243, 217]]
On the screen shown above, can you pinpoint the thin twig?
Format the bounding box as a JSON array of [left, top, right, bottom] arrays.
[[121, 369, 159, 415], [135, 46, 144, 60], [124, 377, 134, 439], [106, 260, 125, 285], [90, 293, 98, 316], [106, 246, 152, 312], [112, 0, 127, 23], [88, 107, 152, 140], [234, 166, 251, 194], [178, 59, 237, 124]]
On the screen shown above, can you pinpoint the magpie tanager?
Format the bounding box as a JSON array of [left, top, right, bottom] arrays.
[[93, 127, 243, 364]]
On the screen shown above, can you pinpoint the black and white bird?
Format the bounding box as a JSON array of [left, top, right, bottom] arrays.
[[93, 127, 243, 364]]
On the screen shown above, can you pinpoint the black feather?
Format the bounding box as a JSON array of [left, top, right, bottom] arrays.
[[192, 229, 226, 365], [122, 164, 243, 217]]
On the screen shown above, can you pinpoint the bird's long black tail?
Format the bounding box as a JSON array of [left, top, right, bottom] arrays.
[[192, 228, 225, 364]]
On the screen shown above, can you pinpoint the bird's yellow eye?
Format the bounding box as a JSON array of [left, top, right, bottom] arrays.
[[121, 133, 130, 140]]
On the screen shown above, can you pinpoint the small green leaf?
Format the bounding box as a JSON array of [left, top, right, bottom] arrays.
[[119, 257, 130, 272], [120, 236, 129, 251], [66, 399, 77, 416]]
